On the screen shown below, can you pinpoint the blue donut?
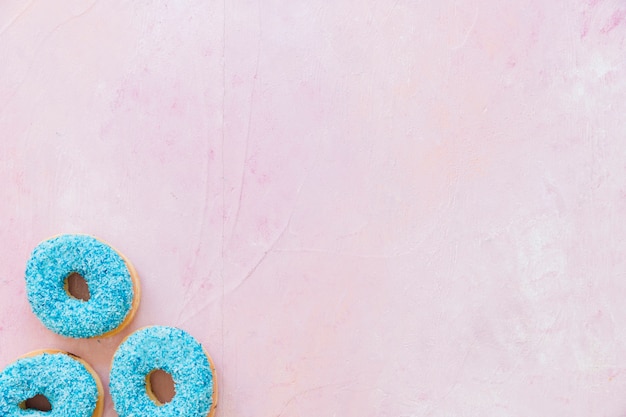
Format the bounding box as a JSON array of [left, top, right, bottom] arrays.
[[0, 350, 103, 417], [110, 326, 217, 417], [25, 234, 140, 338]]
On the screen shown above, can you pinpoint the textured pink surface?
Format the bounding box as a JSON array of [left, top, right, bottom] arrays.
[[2, 1, 626, 416]]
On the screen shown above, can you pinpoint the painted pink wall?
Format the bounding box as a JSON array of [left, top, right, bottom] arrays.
[[2, 1, 626, 416]]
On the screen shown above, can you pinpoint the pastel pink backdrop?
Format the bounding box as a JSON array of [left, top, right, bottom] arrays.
[[2, 1, 626, 416]]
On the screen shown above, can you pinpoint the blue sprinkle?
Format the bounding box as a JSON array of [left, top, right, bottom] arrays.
[[110, 326, 215, 417], [25, 234, 135, 338], [0, 352, 100, 417]]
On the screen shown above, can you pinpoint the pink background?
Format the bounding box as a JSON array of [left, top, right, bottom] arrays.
[[2, 1, 626, 416]]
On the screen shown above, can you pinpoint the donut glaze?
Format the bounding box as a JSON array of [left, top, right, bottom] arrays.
[[0, 350, 103, 417], [110, 326, 217, 417], [25, 234, 140, 338]]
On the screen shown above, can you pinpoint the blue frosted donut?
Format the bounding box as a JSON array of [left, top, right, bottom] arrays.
[[0, 350, 103, 417], [25, 234, 140, 338], [110, 326, 217, 417]]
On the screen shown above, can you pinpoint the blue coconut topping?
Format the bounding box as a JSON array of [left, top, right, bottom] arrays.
[[0, 352, 99, 417], [110, 326, 215, 417], [25, 234, 135, 338]]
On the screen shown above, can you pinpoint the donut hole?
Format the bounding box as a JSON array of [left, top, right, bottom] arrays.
[[20, 394, 52, 412], [64, 272, 90, 301], [146, 369, 175, 405]]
